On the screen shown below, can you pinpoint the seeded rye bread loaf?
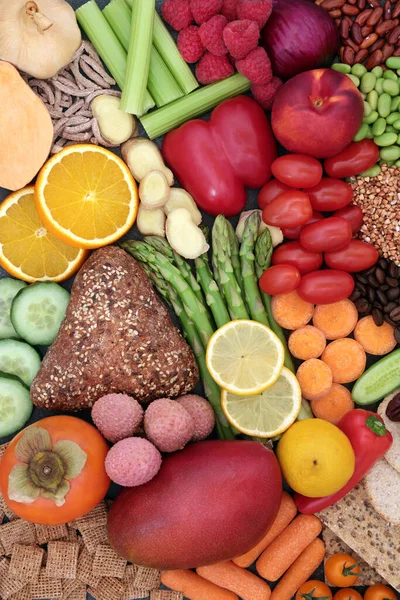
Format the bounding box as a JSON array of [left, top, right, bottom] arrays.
[[30, 246, 199, 410]]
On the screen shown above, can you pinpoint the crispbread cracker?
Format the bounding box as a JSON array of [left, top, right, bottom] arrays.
[[318, 481, 400, 590], [90, 577, 125, 600], [8, 584, 32, 600], [80, 524, 108, 554], [30, 568, 63, 599], [0, 520, 36, 555], [322, 526, 386, 586], [364, 458, 400, 525], [8, 543, 44, 581], [134, 566, 161, 591], [61, 580, 87, 600], [70, 501, 107, 532], [378, 391, 400, 473], [92, 544, 127, 579], [0, 556, 27, 600], [34, 523, 68, 545], [150, 591, 184, 600], [76, 546, 102, 588], [45, 541, 79, 579]]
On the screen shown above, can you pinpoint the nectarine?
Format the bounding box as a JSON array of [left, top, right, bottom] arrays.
[[271, 69, 364, 158]]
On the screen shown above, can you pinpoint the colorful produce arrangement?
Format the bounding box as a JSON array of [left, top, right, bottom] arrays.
[[0, 1, 399, 600]]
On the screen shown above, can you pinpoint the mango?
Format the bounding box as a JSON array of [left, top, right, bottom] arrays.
[[107, 440, 282, 569]]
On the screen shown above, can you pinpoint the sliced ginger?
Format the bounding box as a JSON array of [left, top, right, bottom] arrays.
[[137, 204, 165, 237], [91, 95, 137, 145], [164, 188, 202, 226], [166, 208, 209, 260], [122, 138, 174, 185], [139, 170, 170, 209]]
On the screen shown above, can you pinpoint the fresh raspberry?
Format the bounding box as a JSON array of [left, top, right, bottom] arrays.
[[162, 0, 193, 31], [236, 0, 273, 29], [251, 77, 283, 110], [236, 47, 272, 85], [199, 15, 228, 56], [221, 0, 238, 21], [223, 19, 259, 60], [191, 0, 223, 25], [177, 25, 205, 63], [196, 52, 234, 84]]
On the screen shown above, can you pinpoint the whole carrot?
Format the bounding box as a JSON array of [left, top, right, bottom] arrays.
[[197, 560, 271, 600], [161, 569, 238, 600], [233, 492, 297, 568], [256, 514, 322, 581], [270, 538, 326, 600]]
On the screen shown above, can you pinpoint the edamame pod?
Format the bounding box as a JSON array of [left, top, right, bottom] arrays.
[[383, 70, 398, 81], [360, 73, 376, 94], [379, 146, 400, 161], [363, 101, 372, 117], [382, 79, 399, 96], [375, 78, 384, 94], [364, 110, 379, 124], [352, 64, 367, 78], [368, 90, 378, 110], [378, 93, 391, 117], [386, 125, 395, 133], [354, 123, 369, 142], [372, 66, 383, 78], [386, 57, 400, 69], [332, 63, 352, 74], [391, 96, 400, 111], [359, 165, 381, 177], [386, 111, 400, 124], [365, 126, 374, 139], [346, 74, 360, 87], [373, 132, 397, 146], [393, 119, 400, 130], [372, 117, 387, 137]]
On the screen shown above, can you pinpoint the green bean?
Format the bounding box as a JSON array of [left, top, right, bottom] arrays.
[[360, 73, 376, 94], [386, 125, 395, 133], [382, 79, 399, 96], [363, 101, 372, 117], [374, 132, 397, 146], [383, 69, 398, 81], [386, 57, 400, 69], [393, 119, 400, 130], [364, 110, 379, 124], [375, 78, 384, 94], [332, 63, 351, 74], [379, 146, 400, 161], [372, 66, 383, 78], [386, 111, 400, 124], [367, 90, 378, 110], [352, 64, 367, 78], [359, 165, 381, 177], [378, 93, 391, 117], [391, 96, 400, 111], [354, 123, 369, 141], [346, 74, 360, 87], [365, 125, 374, 139], [372, 117, 387, 137]]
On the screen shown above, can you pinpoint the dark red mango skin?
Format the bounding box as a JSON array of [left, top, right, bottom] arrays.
[[107, 441, 282, 570], [162, 96, 277, 217]]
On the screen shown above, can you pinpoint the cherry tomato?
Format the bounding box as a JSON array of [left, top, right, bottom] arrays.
[[325, 553, 361, 587], [364, 584, 397, 600], [281, 210, 323, 240], [297, 270, 355, 304], [304, 178, 353, 211], [259, 265, 301, 295], [324, 140, 379, 178], [272, 241, 323, 274], [296, 580, 332, 600], [258, 179, 291, 209], [325, 240, 379, 273], [300, 217, 352, 252], [271, 154, 323, 188], [333, 590, 363, 600], [333, 205, 364, 235], [262, 191, 313, 228]]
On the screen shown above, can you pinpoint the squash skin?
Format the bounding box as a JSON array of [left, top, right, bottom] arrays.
[[0, 62, 53, 191], [107, 440, 282, 570]]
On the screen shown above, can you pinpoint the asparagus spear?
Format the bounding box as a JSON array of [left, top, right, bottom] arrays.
[[225, 219, 244, 294], [212, 216, 249, 320], [240, 212, 269, 326], [195, 252, 230, 329]]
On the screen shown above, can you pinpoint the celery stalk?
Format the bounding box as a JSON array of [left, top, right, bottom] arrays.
[[103, 0, 184, 108], [140, 74, 251, 139], [121, 0, 155, 115], [76, 1, 155, 114]]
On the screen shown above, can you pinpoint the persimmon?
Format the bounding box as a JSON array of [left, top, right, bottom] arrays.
[[0, 416, 110, 525], [296, 580, 332, 600], [325, 553, 361, 587]]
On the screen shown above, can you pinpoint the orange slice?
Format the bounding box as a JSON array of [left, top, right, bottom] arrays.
[[35, 144, 138, 249], [0, 187, 88, 283]]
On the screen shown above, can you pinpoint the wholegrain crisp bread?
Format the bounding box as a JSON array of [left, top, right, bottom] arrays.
[[133, 566, 161, 591], [92, 544, 127, 579], [29, 568, 63, 599], [318, 481, 400, 590], [90, 577, 125, 600], [80, 524, 108, 554], [364, 458, 400, 526], [150, 591, 184, 600], [8, 543, 44, 581], [8, 584, 32, 600], [45, 541, 79, 579], [61, 579, 87, 600], [76, 546, 102, 588], [0, 520, 37, 555], [34, 523, 69, 545], [0, 556, 27, 600], [70, 501, 108, 532]]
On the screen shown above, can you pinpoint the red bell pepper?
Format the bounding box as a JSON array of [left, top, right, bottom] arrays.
[[162, 96, 277, 217], [295, 409, 393, 514]]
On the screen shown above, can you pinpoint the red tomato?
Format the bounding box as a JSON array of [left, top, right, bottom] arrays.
[[324, 240, 379, 272], [271, 154, 323, 188], [262, 191, 313, 228], [272, 241, 323, 274], [333, 205, 364, 235], [300, 217, 352, 252], [297, 270, 355, 304], [258, 179, 291, 209], [259, 265, 301, 295], [282, 210, 323, 240], [304, 178, 353, 211], [324, 140, 379, 178]]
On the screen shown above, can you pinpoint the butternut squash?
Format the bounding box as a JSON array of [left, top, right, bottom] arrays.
[[0, 61, 53, 191]]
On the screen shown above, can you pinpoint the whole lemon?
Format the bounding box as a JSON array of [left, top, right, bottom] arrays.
[[276, 418, 355, 497]]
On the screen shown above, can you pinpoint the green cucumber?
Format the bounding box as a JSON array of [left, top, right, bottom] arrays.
[[0, 278, 27, 339], [0, 339, 41, 387], [0, 372, 32, 437], [352, 348, 400, 405], [11, 282, 70, 346]]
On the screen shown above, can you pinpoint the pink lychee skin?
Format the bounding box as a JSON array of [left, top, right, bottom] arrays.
[[176, 394, 215, 441], [144, 398, 194, 453], [91, 393, 144, 443], [105, 437, 162, 487]]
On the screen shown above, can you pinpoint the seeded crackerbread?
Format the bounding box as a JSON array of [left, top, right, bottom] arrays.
[[30, 246, 199, 410]]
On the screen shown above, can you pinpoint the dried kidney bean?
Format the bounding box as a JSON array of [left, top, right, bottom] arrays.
[[352, 22, 364, 43], [342, 4, 360, 14], [375, 19, 399, 35], [384, 0, 392, 19], [340, 19, 351, 37], [367, 6, 383, 25], [369, 37, 386, 52], [343, 46, 356, 64], [365, 48, 384, 67], [355, 48, 369, 61], [387, 24, 400, 42]]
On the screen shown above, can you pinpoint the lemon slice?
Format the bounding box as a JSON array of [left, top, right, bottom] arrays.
[[206, 320, 285, 396], [221, 367, 302, 437]]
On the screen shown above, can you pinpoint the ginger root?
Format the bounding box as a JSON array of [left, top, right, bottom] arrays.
[[91, 95, 137, 145], [166, 208, 209, 260], [122, 138, 174, 185]]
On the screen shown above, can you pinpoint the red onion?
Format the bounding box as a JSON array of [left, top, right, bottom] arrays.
[[262, 0, 340, 80]]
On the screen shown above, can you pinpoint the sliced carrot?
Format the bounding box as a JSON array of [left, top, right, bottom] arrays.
[[296, 359, 333, 401], [354, 315, 397, 356], [321, 338, 366, 384], [161, 569, 238, 600], [233, 492, 297, 568], [270, 538, 326, 600], [311, 383, 354, 424], [271, 290, 314, 330], [288, 326, 326, 360], [313, 300, 358, 340], [256, 514, 322, 582], [197, 561, 271, 600]]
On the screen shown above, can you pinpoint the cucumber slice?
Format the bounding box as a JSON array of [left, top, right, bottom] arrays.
[[0, 278, 27, 339], [0, 372, 32, 437], [11, 282, 70, 346], [352, 348, 400, 405], [0, 339, 41, 387]]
